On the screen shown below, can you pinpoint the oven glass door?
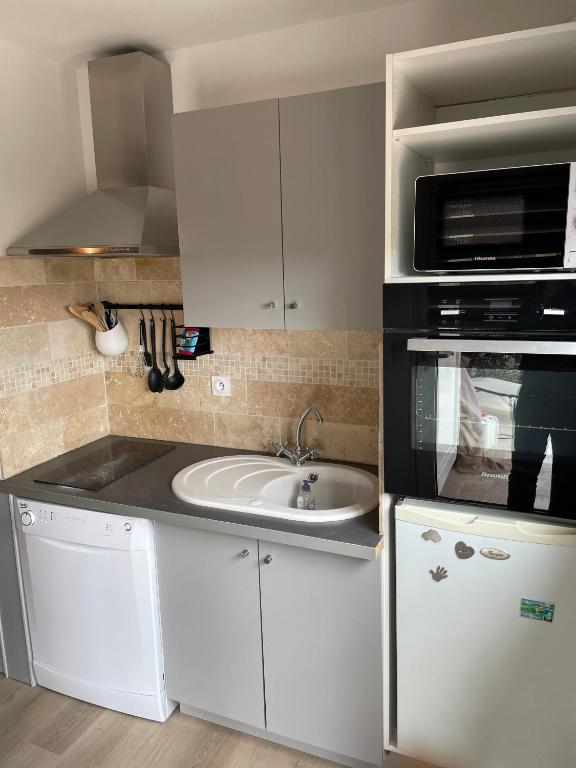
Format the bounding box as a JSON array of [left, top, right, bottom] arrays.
[[410, 338, 576, 517], [414, 164, 570, 272]]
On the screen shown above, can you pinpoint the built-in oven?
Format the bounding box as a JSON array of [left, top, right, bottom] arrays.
[[414, 163, 576, 273], [383, 281, 576, 522]]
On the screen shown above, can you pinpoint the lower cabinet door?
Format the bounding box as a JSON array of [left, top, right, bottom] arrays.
[[259, 543, 383, 765], [156, 525, 265, 728]]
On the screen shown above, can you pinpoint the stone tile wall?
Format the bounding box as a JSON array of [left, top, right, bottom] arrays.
[[0, 257, 107, 477], [101, 257, 380, 465], [0, 255, 380, 476]]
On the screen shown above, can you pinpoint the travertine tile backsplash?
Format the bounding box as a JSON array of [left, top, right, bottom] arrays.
[[0, 255, 380, 476], [0, 257, 107, 477]]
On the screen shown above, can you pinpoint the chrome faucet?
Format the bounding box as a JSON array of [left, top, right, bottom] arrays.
[[277, 406, 323, 466]]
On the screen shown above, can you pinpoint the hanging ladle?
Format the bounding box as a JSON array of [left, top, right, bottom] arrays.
[[164, 312, 185, 391], [147, 310, 164, 393], [160, 309, 172, 383]]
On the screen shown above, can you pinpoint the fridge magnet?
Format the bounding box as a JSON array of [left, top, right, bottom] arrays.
[[422, 529, 442, 543], [455, 541, 475, 560], [429, 566, 448, 583], [520, 598, 555, 623]]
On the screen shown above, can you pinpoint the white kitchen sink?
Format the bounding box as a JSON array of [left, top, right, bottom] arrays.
[[172, 456, 378, 522]]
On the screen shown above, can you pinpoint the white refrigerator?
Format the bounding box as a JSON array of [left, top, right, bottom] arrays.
[[395, 498, 576, 768]]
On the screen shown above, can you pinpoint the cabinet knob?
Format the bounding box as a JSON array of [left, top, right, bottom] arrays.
[[263, 554, 273, 565], [263, 301, 276, 310], [239, 549, 250, 558], [287, 301, 298, 310]]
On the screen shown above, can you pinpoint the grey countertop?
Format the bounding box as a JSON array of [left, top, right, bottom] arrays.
[[0, 436, 382, 560]]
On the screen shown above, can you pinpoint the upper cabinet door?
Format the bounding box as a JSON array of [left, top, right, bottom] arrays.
[[280, 83, 386, 330], [174, 100, 285, 329]]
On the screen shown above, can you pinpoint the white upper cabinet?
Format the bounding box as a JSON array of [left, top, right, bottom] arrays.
[[174, 100, 285, 329], [280, 83, 385, 330], [174, 83, 385, 330]]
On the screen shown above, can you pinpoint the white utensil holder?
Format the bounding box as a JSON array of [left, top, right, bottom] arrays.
[[95, 322, 128, 356]]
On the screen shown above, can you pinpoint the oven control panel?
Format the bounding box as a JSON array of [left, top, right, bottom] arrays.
[[427, 282, 576, 334]]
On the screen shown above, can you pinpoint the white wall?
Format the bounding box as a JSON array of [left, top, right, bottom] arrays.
[[0, 40, 86, 253], [165, 0, 576, 112], [78, 0, 576, 184]]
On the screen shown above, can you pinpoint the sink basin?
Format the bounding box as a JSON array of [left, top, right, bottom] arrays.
[[172, 455, 378, 522]]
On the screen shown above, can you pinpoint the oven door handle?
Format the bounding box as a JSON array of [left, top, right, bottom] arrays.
[[407, 338, 576, 355]]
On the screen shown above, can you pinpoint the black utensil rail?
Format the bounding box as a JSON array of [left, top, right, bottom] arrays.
[[101, 302, 213, 361]]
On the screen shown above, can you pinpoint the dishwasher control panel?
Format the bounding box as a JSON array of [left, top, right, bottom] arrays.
[[16, 499, 153, 552]]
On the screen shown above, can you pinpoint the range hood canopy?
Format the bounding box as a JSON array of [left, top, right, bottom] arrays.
[[8, 51, 179, 257]]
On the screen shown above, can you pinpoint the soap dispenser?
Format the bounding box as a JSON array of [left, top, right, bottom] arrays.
[[296, 480, 315, 511]]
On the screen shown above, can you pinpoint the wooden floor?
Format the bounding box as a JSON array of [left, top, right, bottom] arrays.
[[0, 675, 429, 768]]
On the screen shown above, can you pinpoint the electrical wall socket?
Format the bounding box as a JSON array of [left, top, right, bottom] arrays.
[[211, 376, 231, 397]]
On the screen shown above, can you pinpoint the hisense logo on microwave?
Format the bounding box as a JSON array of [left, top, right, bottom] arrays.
[[474, 256, 497, 261], [481, 472, 509, 480]]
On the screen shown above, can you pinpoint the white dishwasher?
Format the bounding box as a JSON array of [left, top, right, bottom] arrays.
[[396, 498, 576, 768], [16, 498, 176, 721]]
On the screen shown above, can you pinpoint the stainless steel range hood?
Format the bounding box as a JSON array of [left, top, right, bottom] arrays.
[[8, 52, 179, 257]]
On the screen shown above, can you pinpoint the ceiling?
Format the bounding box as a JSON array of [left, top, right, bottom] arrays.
[[0, 0, 412, 61]]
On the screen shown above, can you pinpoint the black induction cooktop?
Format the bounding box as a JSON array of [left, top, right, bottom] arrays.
[[35, 439, 174, 491]]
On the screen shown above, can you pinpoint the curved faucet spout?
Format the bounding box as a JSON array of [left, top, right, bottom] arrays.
[[296, 406, 323, 453], [276, 405, 323, 465]]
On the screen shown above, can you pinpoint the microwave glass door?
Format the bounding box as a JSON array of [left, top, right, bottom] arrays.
[[410, 339, 576, 517], [414, 164, 571, 272]]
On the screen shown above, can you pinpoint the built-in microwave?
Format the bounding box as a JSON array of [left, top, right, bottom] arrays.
[[383, 280, 576, 523], [414, 163, 576, 273]]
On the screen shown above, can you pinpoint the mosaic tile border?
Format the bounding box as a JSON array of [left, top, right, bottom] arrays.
[[0, 353, 104, 399], [0, 350, 378, 400], [106, 351, 379, 388]]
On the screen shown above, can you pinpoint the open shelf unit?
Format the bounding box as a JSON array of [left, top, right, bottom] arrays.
[[382, 23, 576, 756], [393, 106, 576, 162], [385, 21, 576, 283]]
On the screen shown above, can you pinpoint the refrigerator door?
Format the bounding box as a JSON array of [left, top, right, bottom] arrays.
[[396, 500, 576, 768]]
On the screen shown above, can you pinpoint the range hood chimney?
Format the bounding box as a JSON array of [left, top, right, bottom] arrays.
[[7, 52, 179, 257]]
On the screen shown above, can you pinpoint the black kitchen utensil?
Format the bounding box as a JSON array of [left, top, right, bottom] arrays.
[[147, 313, 164, 393], [141, 313, 152, 367], [164, 315, 185, 390], [161, 314, 171, 382]]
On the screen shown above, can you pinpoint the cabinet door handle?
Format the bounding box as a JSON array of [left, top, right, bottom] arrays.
[[239, 549, 250, 558], [286, 301, 298, 310], [263, 301, 276, 310], [263, 554, 273, 565]]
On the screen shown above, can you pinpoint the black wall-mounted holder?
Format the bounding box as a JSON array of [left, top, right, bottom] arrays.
[[102, 302, 213, 361]]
